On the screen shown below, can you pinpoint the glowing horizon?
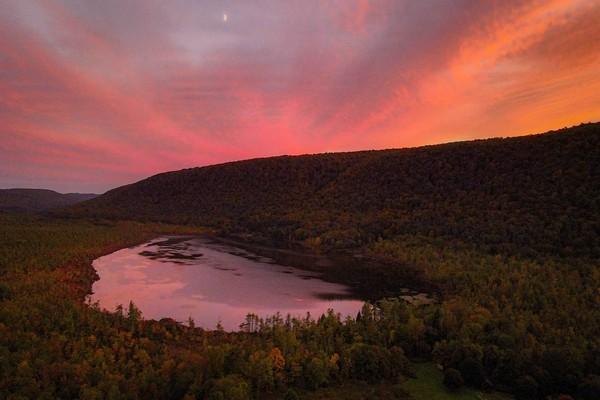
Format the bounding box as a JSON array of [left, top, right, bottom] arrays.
[[1, 0, 599, 193]]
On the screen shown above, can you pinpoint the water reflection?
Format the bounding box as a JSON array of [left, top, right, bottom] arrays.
[[90, 236, 364, 330]]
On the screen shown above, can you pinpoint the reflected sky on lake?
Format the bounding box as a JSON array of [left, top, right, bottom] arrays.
[[90, 236, 363, 330]]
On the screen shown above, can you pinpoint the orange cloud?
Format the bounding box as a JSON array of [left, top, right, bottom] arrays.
[[0, 0, 598, 192]]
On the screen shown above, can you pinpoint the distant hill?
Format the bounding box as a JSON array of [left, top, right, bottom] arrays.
[[65, 123, 600, 258], [0, 189, 98, 213]]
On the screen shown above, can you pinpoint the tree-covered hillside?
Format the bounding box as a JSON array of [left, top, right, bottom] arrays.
[[0, 188, 97, 213], [67, 123, 599, 259]]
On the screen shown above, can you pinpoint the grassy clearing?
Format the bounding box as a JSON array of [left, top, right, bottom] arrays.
[[298, 381, 408, 400], [403, 363, 512, 400]]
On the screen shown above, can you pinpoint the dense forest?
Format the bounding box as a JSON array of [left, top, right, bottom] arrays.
[[0, 189, 97, 213], [2, 123, 598, 399]]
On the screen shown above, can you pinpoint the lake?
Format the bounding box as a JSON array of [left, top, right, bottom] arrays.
[[90, 236, 365, 330]]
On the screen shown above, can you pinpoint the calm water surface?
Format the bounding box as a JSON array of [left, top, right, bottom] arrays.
[[90, 236, 364, 330]]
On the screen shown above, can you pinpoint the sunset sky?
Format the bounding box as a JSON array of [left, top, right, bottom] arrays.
[[1, 0, 599, 193]]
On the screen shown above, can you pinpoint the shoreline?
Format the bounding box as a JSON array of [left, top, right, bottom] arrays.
[[85, 231, 440, 306], [57, 224, 441, 333]]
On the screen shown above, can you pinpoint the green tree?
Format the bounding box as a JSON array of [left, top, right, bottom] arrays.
[[578, 375, 600, 400], [304, 356, 328, 389], [443, 368, 464, 391], [206, 375, 250, 400]]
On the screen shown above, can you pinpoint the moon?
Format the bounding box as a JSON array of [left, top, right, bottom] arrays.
[[223, 13, 228, 23]]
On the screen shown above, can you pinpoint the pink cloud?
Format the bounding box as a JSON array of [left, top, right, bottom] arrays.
[[0, 0, 598, 192]]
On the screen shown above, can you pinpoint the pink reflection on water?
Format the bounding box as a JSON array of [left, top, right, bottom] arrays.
[[90, 236, 364, 330]]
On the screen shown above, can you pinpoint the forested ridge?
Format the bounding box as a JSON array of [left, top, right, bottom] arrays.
[[0, 189, 97, 213], [66, 123, 599, 259]]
